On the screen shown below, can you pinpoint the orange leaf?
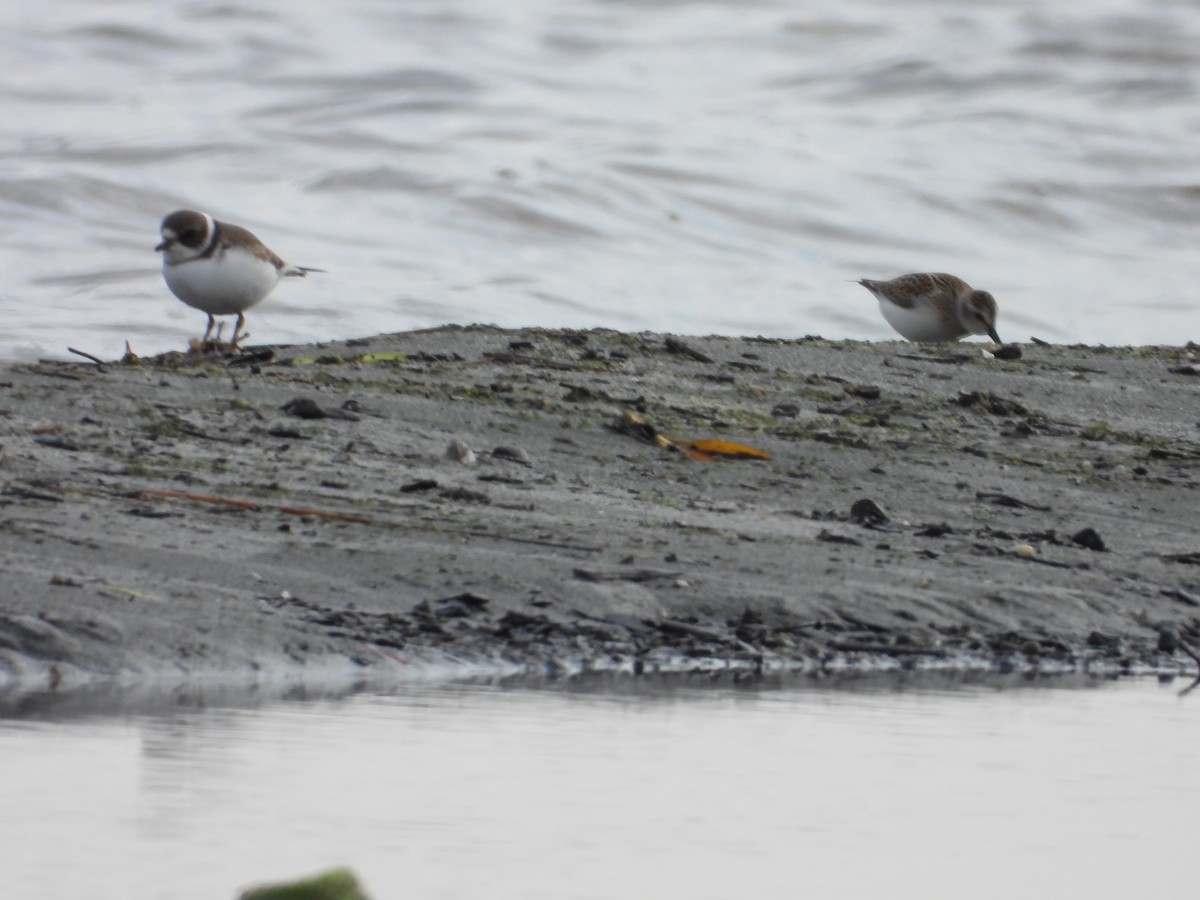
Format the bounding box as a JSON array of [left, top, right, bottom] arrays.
[[688, 439, 771, 461], [683, 444, 718, 462]]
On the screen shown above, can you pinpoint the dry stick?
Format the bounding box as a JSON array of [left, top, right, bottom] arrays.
[[656, 619, 764, 658], [278, 506, 375, 524], [1176, 637, 1200, 697], [1133, 613, 1200, 693], [1176, 636, 1200, 669], [35, 481, 602, 551], [66, 347, 107, 369], [139, 488, 603, 552], [831, 641, 948, 657], [4, 483, 65, 503], [143, 489, 260, 510], [29, 367, 83, 381]]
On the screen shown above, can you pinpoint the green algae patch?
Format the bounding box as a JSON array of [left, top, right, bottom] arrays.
[[356, 351, 408, 365], [238, 867, 371, 900]]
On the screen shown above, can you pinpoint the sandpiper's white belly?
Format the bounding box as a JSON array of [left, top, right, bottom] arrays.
[[877, 299, 962, 342], [163, 251, 281, 316]]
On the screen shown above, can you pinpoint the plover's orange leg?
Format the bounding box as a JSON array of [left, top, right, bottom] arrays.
[[229, 312, 247, 350]]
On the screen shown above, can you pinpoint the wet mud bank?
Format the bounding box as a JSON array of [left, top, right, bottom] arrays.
[[3, 326, 1200, 696]]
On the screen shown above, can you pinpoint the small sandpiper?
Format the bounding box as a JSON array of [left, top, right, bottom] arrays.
[[156, 210, 323, 348], [857, 272, 1001, 343]]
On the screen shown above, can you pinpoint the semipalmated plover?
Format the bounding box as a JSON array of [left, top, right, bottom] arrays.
[[156, 210, 322, 348], [858, 273, 1001, 343]]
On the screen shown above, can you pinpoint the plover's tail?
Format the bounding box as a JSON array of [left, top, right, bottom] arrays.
[[283, 265, 327, 278]]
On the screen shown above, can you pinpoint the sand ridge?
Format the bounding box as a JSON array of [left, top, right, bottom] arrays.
[[3, 326, 1199, 695]]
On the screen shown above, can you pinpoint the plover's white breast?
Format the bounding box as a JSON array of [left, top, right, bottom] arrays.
[[163, 248, 282, 316]]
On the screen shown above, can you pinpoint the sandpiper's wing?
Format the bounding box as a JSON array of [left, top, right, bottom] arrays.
[[860, 273, 968, 309]]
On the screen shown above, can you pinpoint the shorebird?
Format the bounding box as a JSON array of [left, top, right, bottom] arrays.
[[156, 209, 323, 348], [857, 272, 1000, 343]]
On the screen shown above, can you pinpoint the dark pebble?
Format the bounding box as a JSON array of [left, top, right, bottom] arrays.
[[267, 427, 307, 439], [564, 386, 599, 403], [1070, 527, 1106, 552], [816, 529, 862, 546], [399, 479, 439, 493], [664, 336, 715, 363], [850, 497, 889, 526], [493, 446, 533, 466], [738, 607, 763, 626], [439, 486, 491, 504], [916, 523, 953, 538], [1161, 588, 1200, 608], [282, 397, 360, 420], [844, 384, 881, 400]]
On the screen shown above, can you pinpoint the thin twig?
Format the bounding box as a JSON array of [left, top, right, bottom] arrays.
[[1176, 636, 1200, 697], [1133, 613, 1200, 695], [66, 347, 107, 369]]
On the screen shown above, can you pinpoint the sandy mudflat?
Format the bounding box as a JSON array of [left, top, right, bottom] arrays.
[[2, 325, 1200, 697]]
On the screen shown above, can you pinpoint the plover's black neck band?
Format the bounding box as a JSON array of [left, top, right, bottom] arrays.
[[197, 217, 222, 261]]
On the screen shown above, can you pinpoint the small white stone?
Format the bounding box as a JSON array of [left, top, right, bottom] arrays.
[[446, 439, 477, 466]]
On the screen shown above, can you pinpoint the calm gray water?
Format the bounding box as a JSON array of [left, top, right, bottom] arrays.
[[1, 0, 1198, 361], [2, 676, 1197, 899]]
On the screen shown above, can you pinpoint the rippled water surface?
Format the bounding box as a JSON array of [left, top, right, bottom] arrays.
[[2, 0, 1199, 360], [2, 676, 1198, 899]]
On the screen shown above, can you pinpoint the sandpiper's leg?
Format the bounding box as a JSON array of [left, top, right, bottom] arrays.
[[202, 313, 216, 344]]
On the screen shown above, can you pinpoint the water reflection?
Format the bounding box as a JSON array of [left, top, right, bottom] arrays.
[[3, 674, 1198, 899]]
